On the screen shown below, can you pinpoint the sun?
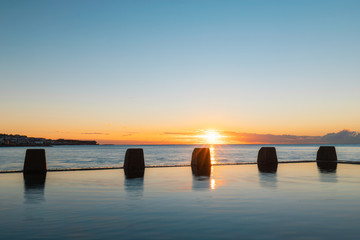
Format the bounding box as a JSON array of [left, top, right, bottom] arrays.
[[197, 130, 224, 144], [204, 131, 220, 143]]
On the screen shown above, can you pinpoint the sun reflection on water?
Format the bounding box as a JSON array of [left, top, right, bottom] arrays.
[[210, 179, 216, 190], [210, 145, 216, 165], [210, 146, 216, 190]]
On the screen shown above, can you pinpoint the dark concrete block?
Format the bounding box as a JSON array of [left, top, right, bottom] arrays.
[[24, 173, 47, 186], [124, 148, 145, 178], [316, 146, 337, 173], [191, 148, 211, 176], [23, 172, 47, 204], [257, 147, 278, 173], [23, 149, 47, 174], [317, 161, 337, 173], [316, 146, 337, 162]]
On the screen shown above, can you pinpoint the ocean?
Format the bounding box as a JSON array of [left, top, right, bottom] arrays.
[[1, 144, 360, 171]]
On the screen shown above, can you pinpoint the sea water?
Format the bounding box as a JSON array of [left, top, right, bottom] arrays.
[[0, 144, 360, 171]]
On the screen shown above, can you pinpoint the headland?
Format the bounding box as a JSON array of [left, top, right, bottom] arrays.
[[0, 134, 98, 147]]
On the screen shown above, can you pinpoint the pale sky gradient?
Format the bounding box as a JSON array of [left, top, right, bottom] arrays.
[[1, 0, 360, 144]]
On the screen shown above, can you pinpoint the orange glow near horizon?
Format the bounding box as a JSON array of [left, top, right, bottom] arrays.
[[196, 130, 226, 144], [3, 127, 356, 145]]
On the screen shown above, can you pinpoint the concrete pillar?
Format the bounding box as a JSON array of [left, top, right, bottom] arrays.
[[23, 173, 47, 204], [317, 161, 337, 173], [257, 147, 278, 173], [316, 146, 337, 172], [124, 148, 145, 178], [23, 149, 47, 174], [191, 148, 211, 176], [316, 146, 337, 161]]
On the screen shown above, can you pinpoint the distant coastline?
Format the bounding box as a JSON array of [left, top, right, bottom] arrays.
[[0, 134, 98, 147]]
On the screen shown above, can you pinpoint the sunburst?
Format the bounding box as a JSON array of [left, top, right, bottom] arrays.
[[197, 130, 224, 144]]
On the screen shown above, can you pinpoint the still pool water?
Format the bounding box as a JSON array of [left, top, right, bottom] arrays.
[[0, 163, 360, 239]]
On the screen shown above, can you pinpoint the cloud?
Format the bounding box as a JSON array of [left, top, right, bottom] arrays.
[[226, 129, 360, 144], [81, 132, 109, 135], [321, 130, 360, 144], [163, 132, 197, 136], [122, 133, 134, 137], [163, 129, 360, 144], [56, 131, 72, 134], [224, 131, 322, 144]]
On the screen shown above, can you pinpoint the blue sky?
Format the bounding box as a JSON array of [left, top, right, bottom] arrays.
[[1, 0, 360, 142]]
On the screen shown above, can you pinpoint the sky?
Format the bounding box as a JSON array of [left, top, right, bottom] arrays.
[[1, 0, 360, 144]]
